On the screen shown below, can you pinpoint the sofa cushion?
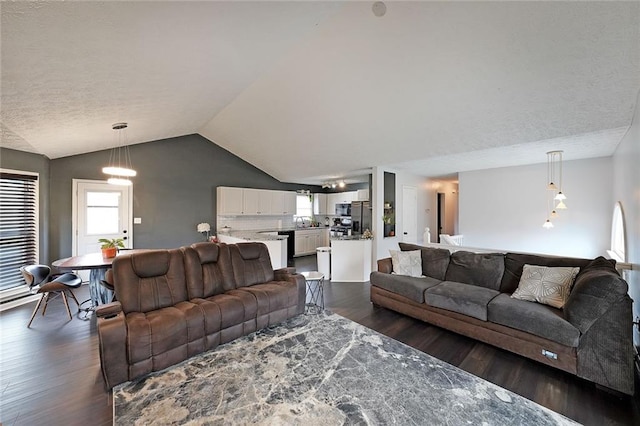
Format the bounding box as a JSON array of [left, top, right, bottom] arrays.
[[425, 281, 500, 321], [113, 249, 189, 314], [444, 251, 505, 291], [370, 271, 441, 303], [488, 294, 579, 347], [390, 249, 423, 277], [184, 243, 236, 299], [398, 243, 450, 280], [230, 242, 275, 287], [500, 252, 591, 294], [511, 264, 580, 309]]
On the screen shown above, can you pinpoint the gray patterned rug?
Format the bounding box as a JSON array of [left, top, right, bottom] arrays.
[[113, 311, 578, 425]]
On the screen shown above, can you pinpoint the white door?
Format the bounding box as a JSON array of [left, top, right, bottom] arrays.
[[402, 186, 417, 243], [73, 180, 133, 256]]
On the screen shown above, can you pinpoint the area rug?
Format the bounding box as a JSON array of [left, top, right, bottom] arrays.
[[113, 311, 578, 425]]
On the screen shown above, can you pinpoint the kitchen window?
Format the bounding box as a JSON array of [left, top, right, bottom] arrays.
[[295, 194, 313, 218], [0, 170, 39, 297]]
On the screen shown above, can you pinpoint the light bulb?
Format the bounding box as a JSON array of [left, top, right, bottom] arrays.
[[556, 200, 567, 210], [542, 219, 554, 229], [550, 210, 558, 218], [103, 166, 137, 177], [554, 191, 566, 201]]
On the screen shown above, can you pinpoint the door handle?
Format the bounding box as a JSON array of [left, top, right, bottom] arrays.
[[403, 232, 408, 235]]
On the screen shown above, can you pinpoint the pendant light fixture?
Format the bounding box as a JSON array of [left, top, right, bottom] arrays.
[[102, 122, 136, 186], [543, 150, 567, 228]]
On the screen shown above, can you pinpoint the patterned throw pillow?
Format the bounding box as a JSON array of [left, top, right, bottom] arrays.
[[390, 250, 423, 278], [511, 264, 580, 309]]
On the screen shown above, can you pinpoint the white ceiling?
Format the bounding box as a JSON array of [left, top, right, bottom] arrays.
[[2, 1, 639, 184]]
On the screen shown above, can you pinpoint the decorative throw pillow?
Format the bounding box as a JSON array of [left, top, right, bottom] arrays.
[[511, 264, 580, 309], [390, 250, 423, 278]]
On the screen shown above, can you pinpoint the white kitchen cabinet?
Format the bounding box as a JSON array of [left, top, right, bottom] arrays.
[[313, 193, 328, 215], [243, 188, 272, 215], [357, 189, 369, 201], [217, 187, 244, 215], [283, 191, 297, 215], [321, 228, 330, 247], [294, 229, 323, 256], [269, 190, 296, 215], [217, 186, 297, 216], [330, 238, 372, 282], [271, 191, 284, 214]]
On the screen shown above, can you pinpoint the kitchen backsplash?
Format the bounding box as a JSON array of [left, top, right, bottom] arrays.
[[217, 216, 295, 231]]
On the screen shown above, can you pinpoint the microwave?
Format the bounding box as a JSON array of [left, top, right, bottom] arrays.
[[335, 203, 351, 217]]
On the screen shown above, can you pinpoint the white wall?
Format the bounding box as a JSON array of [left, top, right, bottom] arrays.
[[458, 157, 612, 258], [372, 167, 432, 261], [612, 90, 640, 345]]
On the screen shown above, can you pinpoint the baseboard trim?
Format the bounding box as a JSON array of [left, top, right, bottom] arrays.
[[0, 294, 39, 312]]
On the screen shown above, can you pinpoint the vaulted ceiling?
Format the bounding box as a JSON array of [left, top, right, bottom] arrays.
[[2, 1, 639, 184]]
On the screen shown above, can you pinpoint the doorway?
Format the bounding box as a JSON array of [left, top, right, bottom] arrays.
[[72, 179, 133, 257], [437, 192, 445, 243]]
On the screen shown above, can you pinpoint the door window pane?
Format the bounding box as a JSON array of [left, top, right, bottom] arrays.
[[86, 191, 120, 235]]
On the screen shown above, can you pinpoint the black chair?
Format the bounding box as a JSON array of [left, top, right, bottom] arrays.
[[20, 265, 82, 327]]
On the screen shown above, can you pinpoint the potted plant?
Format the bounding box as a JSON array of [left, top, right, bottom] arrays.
[[99, 238, 125, 258]]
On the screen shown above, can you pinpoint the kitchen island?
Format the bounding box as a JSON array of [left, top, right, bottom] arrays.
[[218, 231, 288, 270], [330, 237, 372, 282]]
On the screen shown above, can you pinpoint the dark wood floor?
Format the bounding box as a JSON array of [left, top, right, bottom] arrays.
[[1, 255, 639, 425]]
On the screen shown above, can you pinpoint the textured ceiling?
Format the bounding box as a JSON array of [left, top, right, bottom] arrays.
[[2, 1, 639, 184]]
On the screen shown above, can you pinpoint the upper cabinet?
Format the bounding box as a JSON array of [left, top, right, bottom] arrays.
[[272, 191, 297, 215], [357, 189, 369, 201], [313, 193, 328, 215], [217, 187, 296, 216], [243, 188, 272, 215], [217, 187, 244, 215]]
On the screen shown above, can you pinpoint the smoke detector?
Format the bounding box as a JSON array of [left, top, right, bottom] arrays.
[[372, 2, 387, 17]]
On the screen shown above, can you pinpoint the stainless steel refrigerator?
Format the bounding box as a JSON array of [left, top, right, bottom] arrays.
[[351, 201, 372, 235]]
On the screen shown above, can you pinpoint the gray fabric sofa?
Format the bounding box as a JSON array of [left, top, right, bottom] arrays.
[[370, 243, 634, 395]]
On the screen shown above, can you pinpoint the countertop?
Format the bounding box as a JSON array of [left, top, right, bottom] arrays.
[[330, 236, 374, 241], [219, 230, 287, 241], [218, 226, 330, 242]]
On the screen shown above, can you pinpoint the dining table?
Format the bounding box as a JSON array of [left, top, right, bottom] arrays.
[[52, 250, 145, 317]]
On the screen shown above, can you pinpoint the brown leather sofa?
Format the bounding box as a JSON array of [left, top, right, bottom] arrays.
[[370, 243, 634, 395], [96, 242, 305, 389]]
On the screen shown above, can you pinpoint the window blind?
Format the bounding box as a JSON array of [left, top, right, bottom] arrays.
[[0, 172, 38, 291]]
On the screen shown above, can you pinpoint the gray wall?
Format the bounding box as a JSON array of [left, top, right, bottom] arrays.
[[0, 148, 51, 264], [49, 134, 321, 262]]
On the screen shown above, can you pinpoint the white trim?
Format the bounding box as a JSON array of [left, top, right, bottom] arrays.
[[72, 179, 134, 255], [0, 294, 39, 312]]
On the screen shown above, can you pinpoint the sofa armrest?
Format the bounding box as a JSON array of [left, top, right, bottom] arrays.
[[288, 273, 306, 315], [95, 301, 122, 319], [565, 269, 634, 394], [378, 257, 393, 274], [274, 267, 297, 280], [97, 310, 129, 389]]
